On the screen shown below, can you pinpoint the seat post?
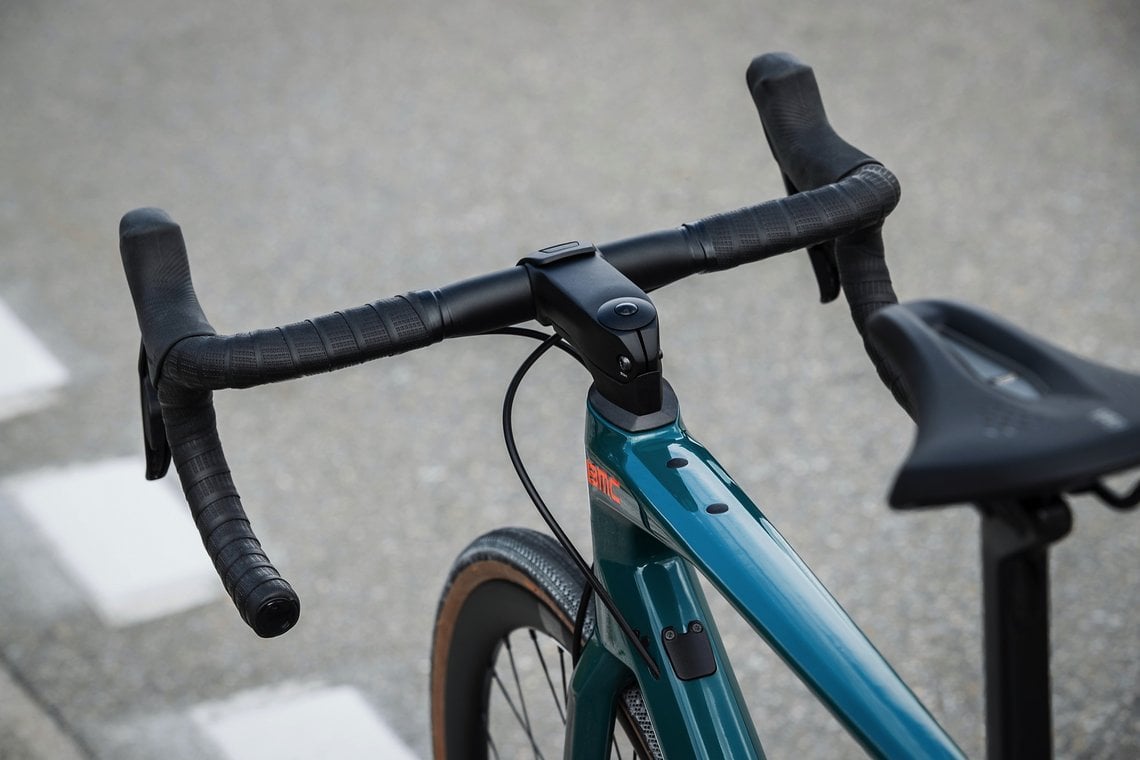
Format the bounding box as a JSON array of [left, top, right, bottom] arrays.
[[977, 496, 1072, 760]]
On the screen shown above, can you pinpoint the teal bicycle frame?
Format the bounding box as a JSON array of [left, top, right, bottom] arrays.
[[565, 397, 967, 759]]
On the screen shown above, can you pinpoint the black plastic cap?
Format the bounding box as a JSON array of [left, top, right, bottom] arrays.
[[251, 592, 301, 638]]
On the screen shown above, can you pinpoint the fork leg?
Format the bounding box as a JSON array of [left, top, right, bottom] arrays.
[[978, 496, 1072, 760]]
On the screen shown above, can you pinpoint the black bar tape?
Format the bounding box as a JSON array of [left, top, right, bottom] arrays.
[[689, 164, 900, 272], [834, 227, 912, 415], [120, 208, 299, 637], [747, 53, 911, 414], [162, 293, 445, 390], [159, 384, 300, 637]]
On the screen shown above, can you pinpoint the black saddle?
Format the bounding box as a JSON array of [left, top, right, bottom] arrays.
[[865, 300, 1140, 508]]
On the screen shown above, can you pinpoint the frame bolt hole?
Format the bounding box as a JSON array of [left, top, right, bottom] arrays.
[[706, 503, 729, 514], [666, 457, 688, 469]]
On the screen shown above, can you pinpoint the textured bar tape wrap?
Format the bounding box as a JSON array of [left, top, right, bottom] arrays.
[[160, 384, 300, 637], [120, 207, 300, 637], [161, 292, 444, 390], [746, 53, 910, 413], [688, 164, 900, 271]]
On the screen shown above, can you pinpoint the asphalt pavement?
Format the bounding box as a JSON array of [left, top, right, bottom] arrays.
[[1, 1, 1138, 758]]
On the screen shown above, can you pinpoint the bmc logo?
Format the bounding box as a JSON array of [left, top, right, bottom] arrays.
[[586, 459, 622, 504]]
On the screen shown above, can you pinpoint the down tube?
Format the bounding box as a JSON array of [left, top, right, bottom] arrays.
[[571, 506, 766, 758], [584, 407, 966, 759]]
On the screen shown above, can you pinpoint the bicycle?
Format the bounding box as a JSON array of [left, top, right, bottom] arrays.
[[119, 52, 1140, 759]]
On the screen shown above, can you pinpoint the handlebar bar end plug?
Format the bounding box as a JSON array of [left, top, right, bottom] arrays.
[[250, 590, 301, 638]]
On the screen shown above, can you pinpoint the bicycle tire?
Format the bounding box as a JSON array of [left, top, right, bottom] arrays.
[[431, 527, 661, 759]]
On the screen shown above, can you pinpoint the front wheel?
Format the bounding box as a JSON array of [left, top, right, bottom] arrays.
[[430, 527, 660, 759]]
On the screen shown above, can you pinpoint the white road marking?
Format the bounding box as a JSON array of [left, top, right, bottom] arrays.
[[191, 684, 420, 760], [0, 298, 68, 421], [4, 457, 221, 626]]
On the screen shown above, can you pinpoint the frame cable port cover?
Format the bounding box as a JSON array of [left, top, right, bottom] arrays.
[[661, 620, 717, 681]]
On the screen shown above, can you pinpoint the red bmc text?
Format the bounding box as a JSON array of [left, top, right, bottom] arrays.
[[586, 459, 622, 504]]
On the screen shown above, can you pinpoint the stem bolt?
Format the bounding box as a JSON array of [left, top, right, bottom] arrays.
[[618, 355, 633, 374]]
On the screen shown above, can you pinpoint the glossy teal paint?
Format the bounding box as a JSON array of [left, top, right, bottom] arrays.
[[584, 403, 966, 760], [588, 504, 766, 758], [565, 638, 630, 759]]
